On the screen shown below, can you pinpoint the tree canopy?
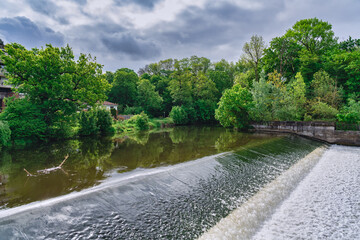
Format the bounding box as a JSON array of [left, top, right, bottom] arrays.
[[0, 43, 110, 139]]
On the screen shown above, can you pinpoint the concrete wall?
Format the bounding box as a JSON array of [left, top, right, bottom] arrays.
[[251, 121, 360, 146]]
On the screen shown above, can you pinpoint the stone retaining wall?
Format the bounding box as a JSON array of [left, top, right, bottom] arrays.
[[251, 121, 360, 146]]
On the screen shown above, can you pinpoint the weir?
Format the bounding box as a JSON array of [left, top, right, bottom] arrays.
[[0, 130, 323, 239], [251, 121, 360, 146], [199, 147, 326, 239]]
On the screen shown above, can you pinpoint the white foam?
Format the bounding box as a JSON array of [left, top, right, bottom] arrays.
[[253, 145, 360, 239], [199, 146, 327, 240]]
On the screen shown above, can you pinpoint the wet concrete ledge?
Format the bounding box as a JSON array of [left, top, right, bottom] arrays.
[[251, 121, 360, 146]]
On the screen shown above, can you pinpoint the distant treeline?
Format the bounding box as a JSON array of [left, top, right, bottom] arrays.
[[1, 17, 360, 144], [105, 17, 360, 127]]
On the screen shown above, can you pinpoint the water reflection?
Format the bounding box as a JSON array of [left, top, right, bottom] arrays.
[[0, 126, 282, 209]]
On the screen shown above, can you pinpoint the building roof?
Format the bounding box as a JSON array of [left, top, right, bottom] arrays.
[[102, 101, 117, 106]]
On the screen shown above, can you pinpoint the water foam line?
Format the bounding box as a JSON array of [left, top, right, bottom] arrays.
[[198, 146, 327, 240]]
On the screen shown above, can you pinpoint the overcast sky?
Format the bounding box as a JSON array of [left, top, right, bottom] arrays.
[[0, 0, 359, 72]]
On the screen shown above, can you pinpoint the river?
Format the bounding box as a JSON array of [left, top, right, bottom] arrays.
[[0, 126, 330, 239]]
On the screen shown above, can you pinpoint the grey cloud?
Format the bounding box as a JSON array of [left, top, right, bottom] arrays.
[[66, 22, 160, 61], [101, 33, 161, 60], [149, 1, 284, 48], [0, 17, 64, 47], [114, 0, 163, 9], [27, 0, 57, 15], [71, 0, 87, 5], [26, 0, 70, 24]]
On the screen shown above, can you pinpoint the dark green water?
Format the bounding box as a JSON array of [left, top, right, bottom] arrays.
[[0, 126, 323, 239]]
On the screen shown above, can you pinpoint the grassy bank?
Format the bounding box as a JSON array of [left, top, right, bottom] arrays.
[[113, 117, 174, 134]]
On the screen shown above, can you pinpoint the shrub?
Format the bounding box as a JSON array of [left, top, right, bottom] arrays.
[[337, 98, 360, 123], [309, 101, 338, 121], [123, 106, 144, 115], [96, 108, 115, 135], [110, 108, 117, 118], [194, 100, 217, 123], [129, 112, 149, 130], [169, 106, 189, 125], [0, 98, 47, 141], [49, 119, 76, 139], [215, 84, 254, 129], [78, 110, 98, 136], [0, 121, 11, 146]]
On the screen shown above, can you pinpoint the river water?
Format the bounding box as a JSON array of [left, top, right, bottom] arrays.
[[0, 126, 326, 239]]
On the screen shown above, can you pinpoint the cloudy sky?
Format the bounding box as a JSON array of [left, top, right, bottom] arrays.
[[0, 0, 359, 72]]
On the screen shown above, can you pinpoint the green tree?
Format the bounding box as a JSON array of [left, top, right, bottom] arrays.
[[207, 59, 234, 96], [168, 70, 193, 106], [129, 112, 149, 130], [0, 43, 109, 139], [169, 106, 189, 125], [285, 18, 337, 55], [0, 98, 47, 140], [311, 70, 342, 108], [78, 110, 98, 136], [136, 79, 163, 116], [262, 36, 301, 80], [308, 101, 338, 121], [242, 35, 265, 82], [108, 68, 139, 106], [96, 108, 115, 135], [249, 76, 273, 121], [337, 98, 360, 123], [0, 121, 11, 146], [215, 84, 253, 129], [288, 72, 307, 120]]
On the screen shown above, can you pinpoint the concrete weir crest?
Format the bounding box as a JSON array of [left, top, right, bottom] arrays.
[[251, 121, 360, 146]]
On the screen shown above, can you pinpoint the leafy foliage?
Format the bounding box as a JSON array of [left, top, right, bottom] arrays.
[[337, 98, 360, 123], [0, 121, 11, 146], [0, 98, 47, 141], [78, 110, 98, 136], [129, 112, 149, 130], [242, 35, 265, 81], [96, 108, 115, 135], [311, 70, 342, 107], [308, 101, 338, 121], [107, 68, 139, 106], [0, 43, 109, 140], [169, 106, 189, 125], [136, 79, 163, 116], [215, 84, 253, 129]]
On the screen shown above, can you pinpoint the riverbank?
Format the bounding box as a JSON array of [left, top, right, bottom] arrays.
[[251, 121, 360, 146], [113, 117, 174, 134]]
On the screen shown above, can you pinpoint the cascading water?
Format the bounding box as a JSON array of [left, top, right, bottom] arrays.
[[0, 127, 325, 239], [252, 145, 360, 240]]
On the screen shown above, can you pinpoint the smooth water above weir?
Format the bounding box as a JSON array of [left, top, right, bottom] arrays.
[[0, 127, 323, 239]]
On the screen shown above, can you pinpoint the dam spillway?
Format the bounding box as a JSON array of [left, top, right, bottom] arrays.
[[1, 127, 356, 239]]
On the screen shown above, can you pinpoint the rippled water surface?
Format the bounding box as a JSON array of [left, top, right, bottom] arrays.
[[0, 126, 323, 239]]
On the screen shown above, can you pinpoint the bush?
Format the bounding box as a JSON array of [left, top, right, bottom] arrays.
[[123, 106, 144, 115], [169, 106, 189, 125], [110, 108, 117, 118], [78, 110, 98, 136], [337, 98, 360, 123], [129, 112, 149, 130], [215, 84, 254, 129], [0, 121, 11, 146], [96, 108, 115, 135], [0, 98, 47, 141], [194, 100, 217, 123], [309, 101, 338, 121], [49, 119, 76, 139]]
